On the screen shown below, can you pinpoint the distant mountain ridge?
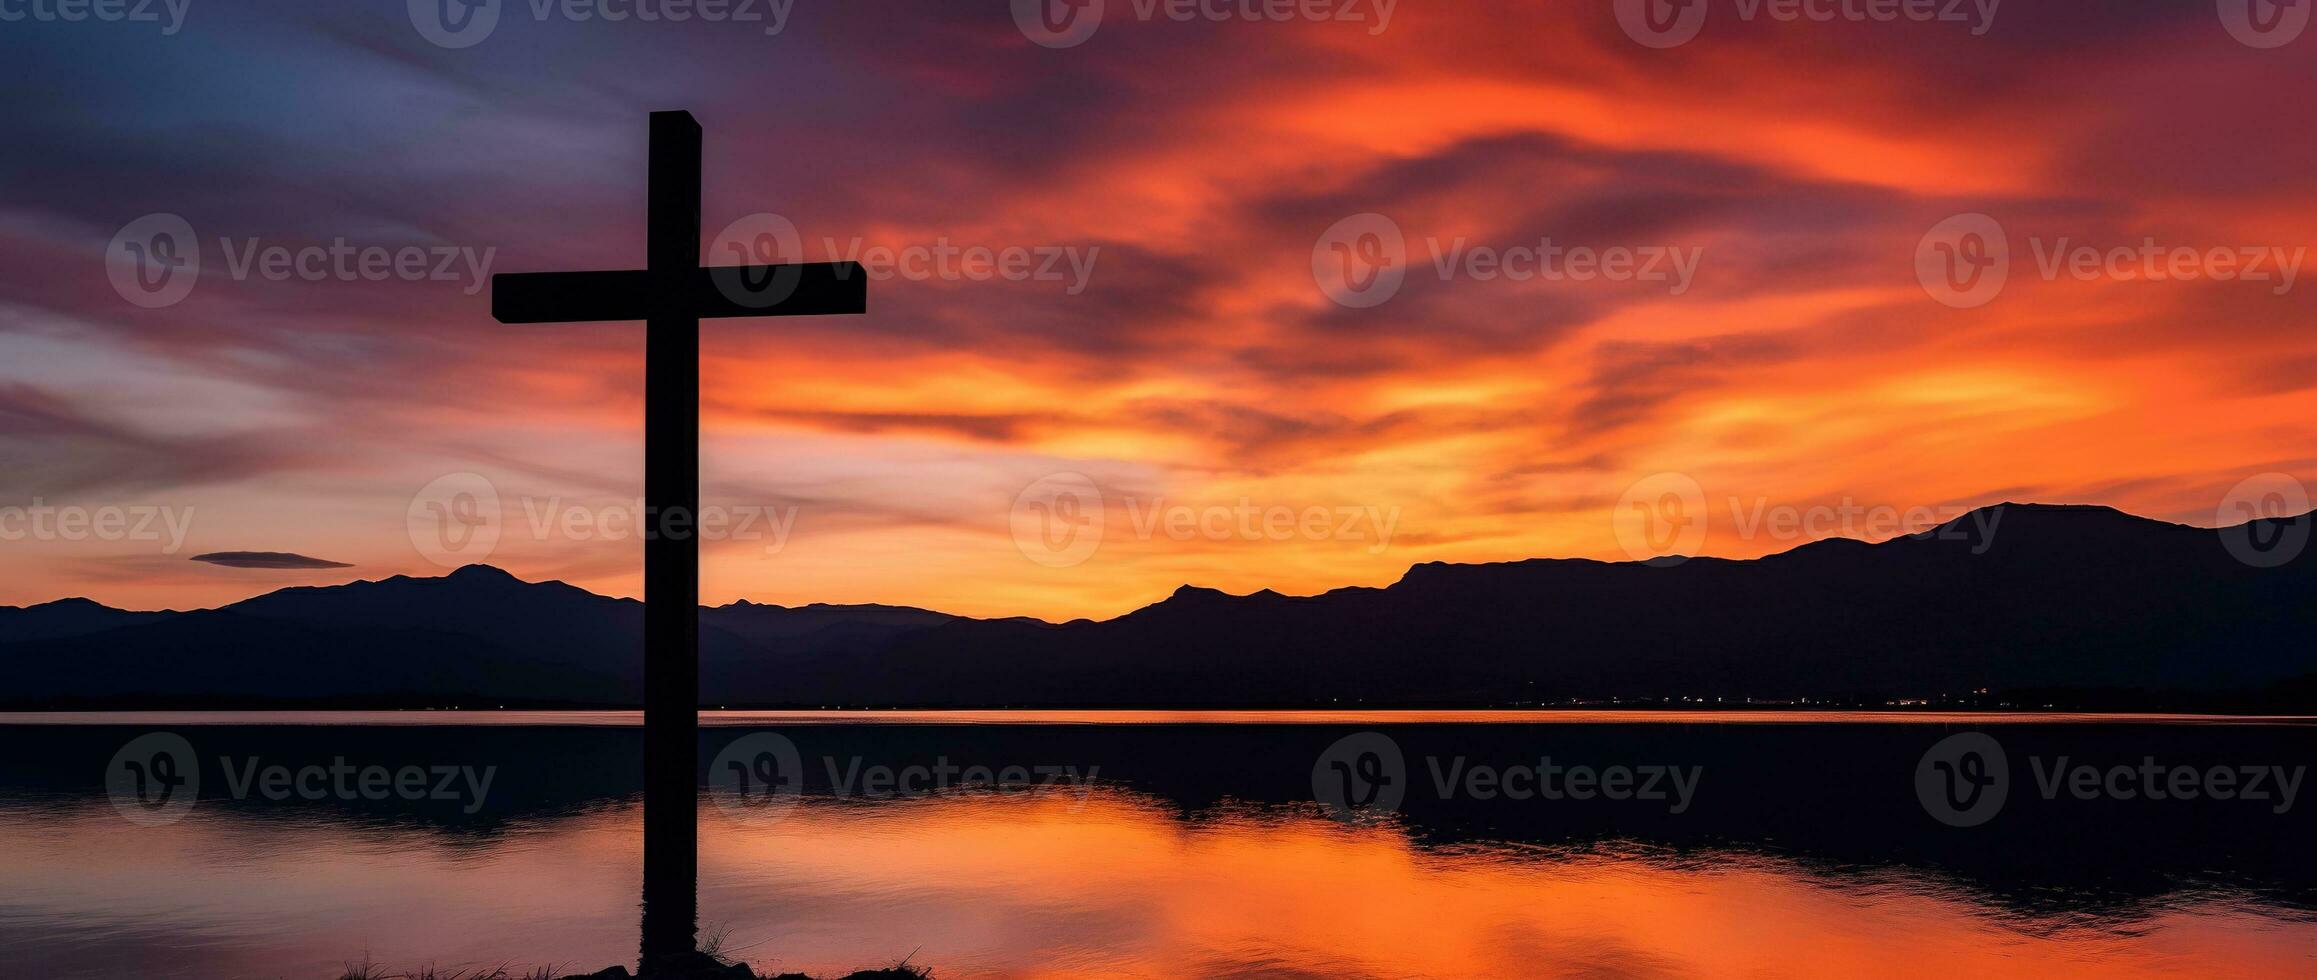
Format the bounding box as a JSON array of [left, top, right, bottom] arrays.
[[0, 597, 179, 644], [0, 564, 978, 706], [3, 503, 2313, 708]]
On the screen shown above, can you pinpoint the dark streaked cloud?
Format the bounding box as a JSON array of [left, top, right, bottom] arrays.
[[190, 551, 353, 570]]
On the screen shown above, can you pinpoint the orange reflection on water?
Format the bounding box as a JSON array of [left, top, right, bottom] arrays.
[[4, 790, 2313, 979], [703, 792, 2312, 979]]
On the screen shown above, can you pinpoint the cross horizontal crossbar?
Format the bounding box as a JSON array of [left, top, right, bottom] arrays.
[[491, 262, 868, 323]]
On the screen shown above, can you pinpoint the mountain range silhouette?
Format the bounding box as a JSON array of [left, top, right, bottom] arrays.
[[4, 503, 2311, 709]]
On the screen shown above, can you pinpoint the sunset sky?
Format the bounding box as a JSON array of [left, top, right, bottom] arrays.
[[2, 0, 2313, 619]]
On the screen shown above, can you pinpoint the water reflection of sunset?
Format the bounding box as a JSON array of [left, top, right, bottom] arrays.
[[6, 790, 2310, 978]]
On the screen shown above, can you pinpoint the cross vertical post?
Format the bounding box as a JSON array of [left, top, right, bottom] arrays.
[[640, 108, 703, 972], [490, 109, 868, 976]]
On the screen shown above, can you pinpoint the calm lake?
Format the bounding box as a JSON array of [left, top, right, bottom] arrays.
[[2, 712, 2313, 979]]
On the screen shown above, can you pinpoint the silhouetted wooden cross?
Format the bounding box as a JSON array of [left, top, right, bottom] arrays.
[[491, 110, 866, 972]]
